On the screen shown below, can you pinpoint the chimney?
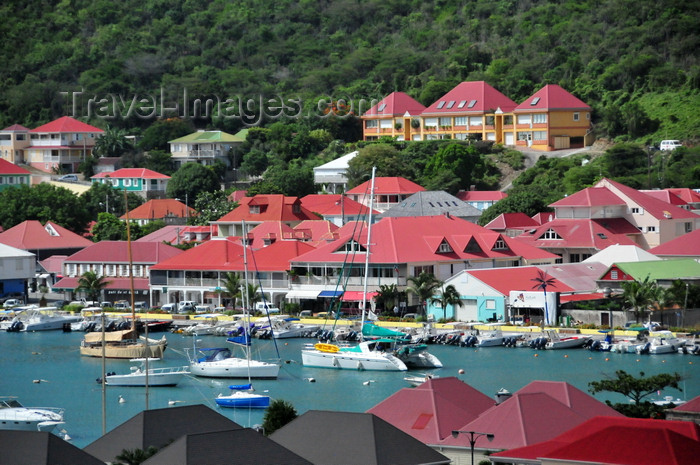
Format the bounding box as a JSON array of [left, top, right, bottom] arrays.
[[494, 388, 512, 405]]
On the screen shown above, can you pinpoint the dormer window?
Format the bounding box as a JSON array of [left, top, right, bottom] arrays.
[[377, 103, 386, 112], [464, 238, 482, 254], [458, 100, 467, 108], [337, 240, 366, 253], [531, 97, 540, 105], [446, 101, 455, 109], [493, 238, 507, 250], [541, 229, 562, 240], [437, 239, 453, 253], [292, 204, 301, 213], [467, 100, 477, 108], [249, 205, 261, 214]]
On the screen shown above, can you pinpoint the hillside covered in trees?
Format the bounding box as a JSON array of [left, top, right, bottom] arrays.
[[2, 0, 698, 144]]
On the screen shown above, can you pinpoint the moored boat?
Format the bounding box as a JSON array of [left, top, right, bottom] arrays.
[[0, 397, 64, 432], [301, 339, 408, 371], [215, 384, 270, 408], [79, 329, 167, 359], [100, 364, 189, 387], [187, 347, 280, 379]]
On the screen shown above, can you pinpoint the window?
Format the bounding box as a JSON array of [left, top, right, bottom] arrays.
[[647, 226, 657, 232], [377, 103, 386, 112], [338, 240, 366, 253], [570, 253, 581, 263], [424, 118, 438, 127], [504, 115, 513, 125], [437, 240, 453, 253], [458, 100, 467, 108], [611, 270, 618, 280], [249, 205, 261, 214], [454, 117, 467, 126], [439, 117, 451, 127], [493, 238, 507, 249], [531, 97, 540, 105], [517, 115, 531, 125], [446, 101, 455, 109], [437, 101, 446, 109], [631, 207, 640, 214], [467, 100, 477, 108], [573, 112, 580, 121], [379, 119, 393, 128], [685, 222, 692, 233], [542, 229, 562, 239], [533, 113, 547, 124], [414, 265, 434, 276], [469, 116, 482, 126], [365, 120, 378, 128], [534, 131, 547, 140], [517, 132, 532, 141]]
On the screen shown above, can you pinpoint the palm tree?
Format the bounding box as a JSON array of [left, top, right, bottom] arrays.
[[406, 272, 441, 317], [376, 283, 400, 314], [261, 399, 298, 436], [114, 446, 158, 465], [77, 271, 110, 303], [93, 125, 133, 158], [220, 272, 242, 309], [621, 275, 659, 323], [531, 270, 556, 326], [431, 284, 463, 321]]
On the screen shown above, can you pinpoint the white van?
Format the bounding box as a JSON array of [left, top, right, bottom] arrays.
[[255, 302, 280, 314], [660, 140, 682, 151]]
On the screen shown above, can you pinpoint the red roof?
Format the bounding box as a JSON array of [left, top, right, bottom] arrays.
[[292, 215, 557, 266], [39, 255, 68, 274], [550, 187, 626, 207], [514, 218, 640, 250], [559, 292, 605, 303], [300, 194, 377, 217], [0, 220, 93, 250], [367, 377, 495, 444], [228, 190, 248, 202], [0, 158, 31, 175], [491, 416, 700, 464], [673, 395, 700, 412], [121, 199, 195, 220], [92, 168, 170, 180], [246, 221, 296, 248], [292, 220, 339, 247], [363, 91, 426, 117], [63, 240, 182, 264], [484, 213, 539, 230], [667, 188, 700, 205], [345, 177, 426, 196], [422, 81, 517, 114], [456, 190, 508, 202], [1, 124, 29, 131], [467, 267, 574, 295], [215, 195, 317, 223], [531, 212, 555, 224], [641, 189, 688, 206], [514, 84, 591, 111], [440, 382, 622, 451], [649, 229, 700, 257], [30, 116, 103, 133], [53, 276, 150, 291], [597, 178, 700, 220]]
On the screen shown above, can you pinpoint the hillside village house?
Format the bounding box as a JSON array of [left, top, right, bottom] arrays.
[[91, 168, 170, 200], [300, 194, 377, 227], [312, 150, 358, 194], [345, 176, 426, 213], [362, 82, 593, 150], [456, 189, 508, 210], [0, 220, 93, 261], [0, 158, 31, 191], [0, 124, 30, 164], [25, 116, 103, 173], [120, 199, 194, 226], [168, 129, 246, 169]]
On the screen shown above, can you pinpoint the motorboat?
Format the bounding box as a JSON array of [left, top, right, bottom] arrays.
[[215, 384, 270, 409], [301, 339, 408, 371], [5, 307, 82, 332], [80, 329, 167, 359], [268, 316, 320, 339], [636, 331, 684, 355], [187, 347, 280, 379], [100, 364, 190, 387], [0, 397, 64, 432], [529, 330, 590, 350], [395, 343, 443, 368], [404, 373, 439, 387]]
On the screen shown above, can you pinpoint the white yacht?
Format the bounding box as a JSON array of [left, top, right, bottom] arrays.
[[0, 397, 64, 432], [301, 340, 408, 371], [187, 346, 279, 379]]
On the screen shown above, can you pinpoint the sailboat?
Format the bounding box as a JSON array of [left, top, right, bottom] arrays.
[[301, 167, 408, 372], [187, 221, 280, 379]]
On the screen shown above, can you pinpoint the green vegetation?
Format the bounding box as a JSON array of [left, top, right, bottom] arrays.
[[261, 399, 297, 436], [589, 370, 683, 418]]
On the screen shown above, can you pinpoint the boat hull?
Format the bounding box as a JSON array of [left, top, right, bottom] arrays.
[[105, 366, 189, 387], [215, 392, 270, 408], [189, 358, 280, 379], [80, 341, 166, 359], [545, 337, 590, 349], [301, 348, 407, 371]]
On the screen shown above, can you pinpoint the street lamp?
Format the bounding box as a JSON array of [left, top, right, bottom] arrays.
[[451, 430, 495, 465]]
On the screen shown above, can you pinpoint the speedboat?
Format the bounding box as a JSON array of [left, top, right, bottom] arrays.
[[0, 397, 64, 432], [187, 347, 279, 379], [395, 343, 443, 368], [268, 317, 320, 339], [6, 307, 82, 332], [532, 330, 590, 350], [301, 339, 408, 371], [404, 373, 439, 387], [636, 331, 684, 355], [215, 384, 270, 408], [100, 364, 190, 387]]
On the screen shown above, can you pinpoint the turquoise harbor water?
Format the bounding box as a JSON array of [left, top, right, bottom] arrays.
[[1, 330, 698, 448]]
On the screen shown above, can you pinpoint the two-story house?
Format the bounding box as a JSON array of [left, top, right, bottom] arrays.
[[26, 116, 103, 174], [361, 91, 426, 141], [300, 194, 377, 226], [213, 195, 318, 238], [0, 158, 31, 191], [0, 124, 30, 164], [512, 84, 592, 150], [168, 129, 246, 169], [121, 199, 195, 226], [345, 177, 426, 213], [91, 168, 170, 200]]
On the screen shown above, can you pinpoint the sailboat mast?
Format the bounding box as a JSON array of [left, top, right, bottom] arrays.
[[242, 220, 252, 386], [360, 166, 376, 333]]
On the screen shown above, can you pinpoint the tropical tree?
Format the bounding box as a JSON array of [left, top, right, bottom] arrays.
[[221, 272, 242, 309], [406, 272, 441, 316], [93, 125, 133, 158], [589, 370, 683, 418], [431, 284, 463, 321], [620, 275, 658, 322], [376, 283, 400, 314], [77, 271, 110, 303], [531, 270, 556, 326], [166, 162, 221, 202], [114, 446, 158, 465], [261, 399, 297, 436]]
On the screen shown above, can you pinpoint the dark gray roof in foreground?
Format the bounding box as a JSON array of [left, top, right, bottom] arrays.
[[0, 431, 103, 465], [84, 404, 242, 463], [142, 428, 312, 465], [378, 191, 482, 220], [269, 410, 451, 465]]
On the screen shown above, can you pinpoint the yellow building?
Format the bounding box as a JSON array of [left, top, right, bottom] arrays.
[[0, 124, 30, 164]]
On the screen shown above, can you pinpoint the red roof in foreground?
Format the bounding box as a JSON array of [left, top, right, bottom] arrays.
[[0, 158, 31, 175], [367, 377, 495, 444], [92, 168, 170, 179], [63, 241, 182, 264], [515, 84, 591, 111], [0, 220, 93, 250], [550, 186, 626, 208], [667, 188, 700, 205], [597, 178, 700, 220], [672, 395, 700, 412], [363, 91, 426, 117], [491, 416, 700, 465], [346, 177, 426, 196], [30, 116, 103, 133], [649, 229, 700, 257]]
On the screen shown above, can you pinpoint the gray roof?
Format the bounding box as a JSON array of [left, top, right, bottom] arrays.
[[0, 431, 103, 465], [539, 262, 608, 292], [142, 429, 312, 465], [378, 191, 481, 221], [269, 410, 451, 465], [84, 404, 242, 463]]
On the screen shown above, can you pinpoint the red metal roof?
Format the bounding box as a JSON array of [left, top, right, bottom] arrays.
[[53, 276, 150, 291], [246, 221, 296, 248], [673, 395, 700, 412], [550, 187, 626, 207], [292, 220, 339, 247], [363, 91, 426, 117], [39, 255, 68, 274], [456, 190, 508, 202], [597, 178, 700, 220], [121, 199, 195, 220], [0, 158, 31, 175], [92, 168, 170, 179], [0, 220, 93, 250], [649, 229, 700, 257], [422, 81, 517, 114], [484, 213, 539, 230], [514, 84, 591, 111], [345, 177, 426, 195], [1, 124, 30, 131], [641, 189, 688, 206], [215, 195, 318, 223], [367, 377, 495, 444], [667, 188, 700, 205], [63, 240, 182, 264], [514, 218, 640, 249], [29, 116, 103, 133], [300, 194, 377, 216], [466, 267, 575, 296]]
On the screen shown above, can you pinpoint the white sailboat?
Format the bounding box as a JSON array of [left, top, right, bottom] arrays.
[[301, 167, 408, 372], [188, 221, 280, 379]]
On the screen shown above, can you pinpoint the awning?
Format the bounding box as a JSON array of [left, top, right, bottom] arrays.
[[318, 290, 344, 298], [342, 291, 378, 301], [285, 290, 321, 300], [560, 293, 605, 303]]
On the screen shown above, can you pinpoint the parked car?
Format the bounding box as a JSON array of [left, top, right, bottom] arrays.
[[254, 302, 280, 314], [113, 300, 130, 310], [133, 301, 148, 310], [57, 174, 79, 182], [660, 140, 683, 151], [194, 304, 212, 314], [299, 310, 312, 318], [3, 299, 23, 308], [161, 303, 177, 313]]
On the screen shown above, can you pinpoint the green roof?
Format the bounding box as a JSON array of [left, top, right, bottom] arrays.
[[614, 259, 700, 280], [169, 130, 246, 143]]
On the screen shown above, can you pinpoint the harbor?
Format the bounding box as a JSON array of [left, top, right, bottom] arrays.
[[1, 324, 697, 448]]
